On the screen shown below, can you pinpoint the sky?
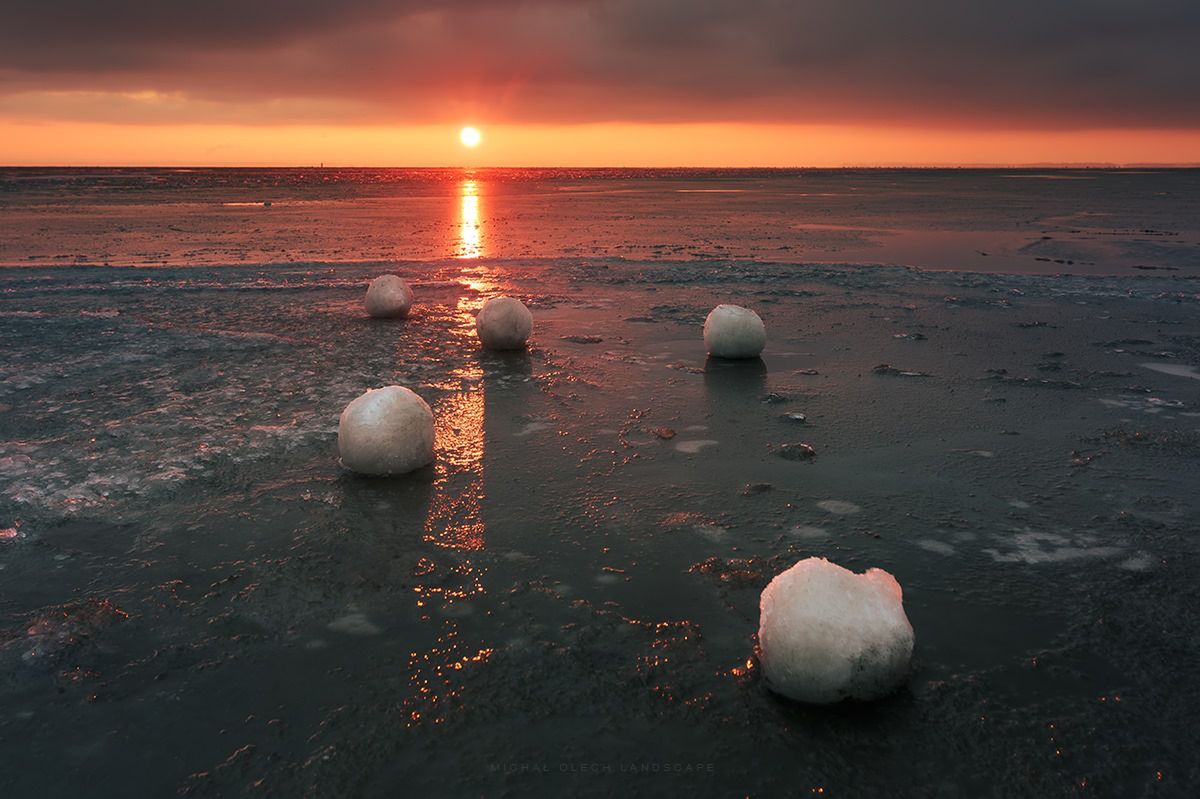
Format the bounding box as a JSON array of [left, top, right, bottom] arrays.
[[2, 0, 1198, 166]]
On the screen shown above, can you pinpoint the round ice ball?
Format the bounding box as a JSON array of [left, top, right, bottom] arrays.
[[475, 296, 532, 350], [364, 274, 414, 318], [758, 557, 913, 704], [338, 386, 434, 476], [703, 304, 766, 359]]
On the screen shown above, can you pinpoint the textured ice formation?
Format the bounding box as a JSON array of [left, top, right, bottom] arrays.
[[703, 304, 766, 359], [337, 386, 434, 476], [476, 296, 533, 350], [758, 557, 914, 704], [364, 274, 414, 318]]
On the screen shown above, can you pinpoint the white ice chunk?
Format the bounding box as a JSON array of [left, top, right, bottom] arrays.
[[338, 386, 434, 476], [476, 296, 533, 350], [703, 304, 766, 359], [758, 557, 914, 704], [364, 274, 414, 318]]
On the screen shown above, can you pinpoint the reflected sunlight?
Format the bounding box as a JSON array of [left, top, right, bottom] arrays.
[[457, 178, 482, 259], [408, 298, 493, 728]]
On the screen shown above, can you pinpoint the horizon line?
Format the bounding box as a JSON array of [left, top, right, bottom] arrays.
[[3, 162, 1200, 170]]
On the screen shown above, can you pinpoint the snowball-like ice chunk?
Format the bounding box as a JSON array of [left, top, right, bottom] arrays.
[[704, 304, 766, 359], [364, 274, 414, 318], [476, 296, 532, 350], [758, 557, 913, 704], [338, 386, 434, 475]]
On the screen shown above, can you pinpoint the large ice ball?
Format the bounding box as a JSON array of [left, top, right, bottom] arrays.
[[338, 386, 434, 476], [475, 296, 532, 350], [364, 275, 414, 318], [703, 304, 766, 359], [758, 557, 914, 704]]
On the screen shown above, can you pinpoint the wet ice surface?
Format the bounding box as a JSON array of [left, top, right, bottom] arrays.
[[2, 167, 1199, 275], [1, 172, 1200, 797]]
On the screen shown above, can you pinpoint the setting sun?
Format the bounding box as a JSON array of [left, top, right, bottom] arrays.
[[459, 126, 481, 148]]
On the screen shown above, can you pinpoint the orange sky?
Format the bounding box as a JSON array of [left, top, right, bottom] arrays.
[[3, 1, 1199, 166], [3, 120, 1198, 167]]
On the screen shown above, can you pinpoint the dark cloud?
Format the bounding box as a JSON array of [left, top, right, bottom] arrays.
[[1, 0, 1197, 127]]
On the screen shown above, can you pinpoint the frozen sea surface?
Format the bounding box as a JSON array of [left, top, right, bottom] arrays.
[[1, 169, 1199, 797]]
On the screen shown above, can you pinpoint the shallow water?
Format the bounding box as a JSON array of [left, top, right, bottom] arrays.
[[1, 170, 1199, 797]]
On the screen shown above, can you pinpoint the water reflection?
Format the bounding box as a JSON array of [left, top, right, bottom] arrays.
[[404, 270, 535, 728], [422, 296, 487, 551], [702, 356, 768, 402], [457, 178, 482, 259]]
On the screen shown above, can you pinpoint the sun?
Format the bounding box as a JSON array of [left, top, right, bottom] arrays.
[[460, 126, 482, 148]]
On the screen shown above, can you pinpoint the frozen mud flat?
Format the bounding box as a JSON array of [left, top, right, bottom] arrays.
[[1, 257, 1199, 797]]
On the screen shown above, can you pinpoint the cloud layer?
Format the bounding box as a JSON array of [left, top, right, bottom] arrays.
[[2, 0, 1197, 127]]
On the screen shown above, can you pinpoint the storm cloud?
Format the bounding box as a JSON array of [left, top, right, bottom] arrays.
[[1, 0, 1197, 127]]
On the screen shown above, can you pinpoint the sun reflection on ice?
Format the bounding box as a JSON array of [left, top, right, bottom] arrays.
[[457, 178, 482, 260], [422, 296, 488, 552], [406, 295, 494, 727]]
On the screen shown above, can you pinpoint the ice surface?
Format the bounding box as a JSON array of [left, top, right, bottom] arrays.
[[2, 168, 1199, 797], [758, 557, 914, 704]]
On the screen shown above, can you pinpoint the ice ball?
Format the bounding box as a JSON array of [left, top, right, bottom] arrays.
[[758, 557, 913, 704], [475, 296, 532, 350], [338, 386, 434, 476], [704, 304, 766, 359], [364, 275, 414, 318]]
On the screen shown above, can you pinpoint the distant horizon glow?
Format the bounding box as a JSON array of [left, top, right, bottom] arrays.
[[0, 121, 1196, 168]]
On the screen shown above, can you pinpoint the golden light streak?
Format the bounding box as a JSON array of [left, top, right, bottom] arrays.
[[457, 178, 482, 260]]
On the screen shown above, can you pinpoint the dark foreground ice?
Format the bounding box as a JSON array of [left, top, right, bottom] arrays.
[[1, 169, 1199, 797]]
